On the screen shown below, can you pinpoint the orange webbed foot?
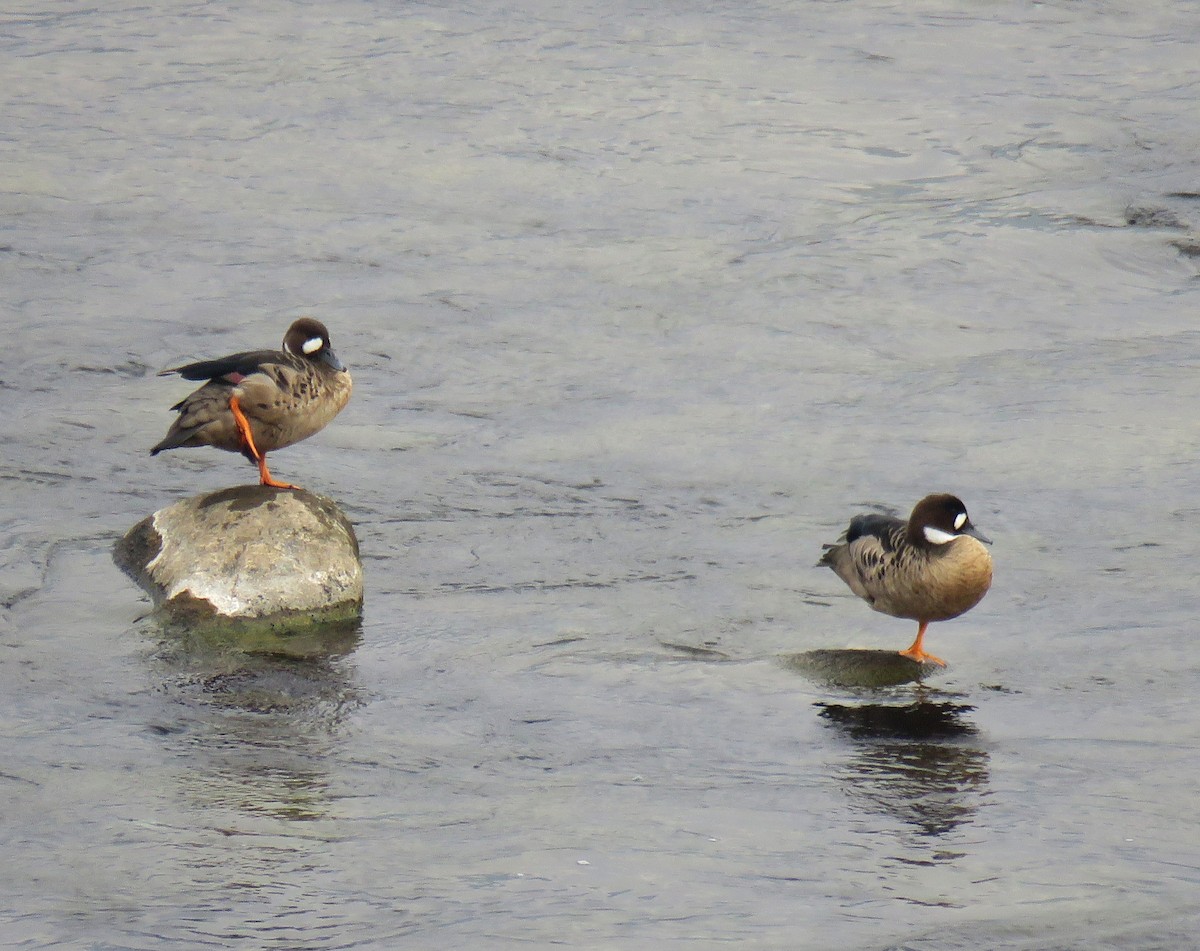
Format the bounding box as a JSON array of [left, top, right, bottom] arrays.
[[898, 647, 946, 667], [259, 471, 301, 491], [900, 621, 945, 667], [255, 452, 300, 490]]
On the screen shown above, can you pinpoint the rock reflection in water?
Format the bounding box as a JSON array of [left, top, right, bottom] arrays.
[[819, 700, 989, 837], [148, 621, 363, 823]]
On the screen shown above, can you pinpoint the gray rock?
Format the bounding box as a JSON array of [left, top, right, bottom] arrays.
[[1124, 204, 1188, 230], [783, 648, 943, 687], [115, 486, 363, 632]]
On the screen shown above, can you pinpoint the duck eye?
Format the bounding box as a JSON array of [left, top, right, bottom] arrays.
[[301, 337, 323, 355], [953, 512, 967, 530]]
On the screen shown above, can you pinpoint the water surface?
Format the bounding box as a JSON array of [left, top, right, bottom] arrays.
[[3, 1, 1200, 948]]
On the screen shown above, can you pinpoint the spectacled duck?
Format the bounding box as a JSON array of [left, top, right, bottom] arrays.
[[151, 317, 351, 490], [819, 494, 993, 666]]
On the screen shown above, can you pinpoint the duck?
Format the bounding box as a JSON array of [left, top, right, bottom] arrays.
[[151, 317, 352, 490], [818, 494, 993, 667]]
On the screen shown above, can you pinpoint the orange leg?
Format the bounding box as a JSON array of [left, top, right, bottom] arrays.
[[899, 621, 946, 667], [228, 395, 299, 490]]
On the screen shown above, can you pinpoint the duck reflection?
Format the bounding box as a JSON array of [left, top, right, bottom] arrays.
[[818, 697, 989, 837]]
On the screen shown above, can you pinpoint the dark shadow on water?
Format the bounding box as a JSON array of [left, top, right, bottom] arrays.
[[817, 698, 976, 740], [818, 698, 989, 838]]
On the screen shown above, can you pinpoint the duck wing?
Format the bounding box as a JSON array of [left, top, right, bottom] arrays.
[[844, 513, 906, 551], [159, 348, 294, 383]]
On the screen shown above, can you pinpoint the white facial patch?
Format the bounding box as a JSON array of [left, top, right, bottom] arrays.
[[923, 526, 957, 545], [953, 512, 967, 530], [301, 336, 323, 355]]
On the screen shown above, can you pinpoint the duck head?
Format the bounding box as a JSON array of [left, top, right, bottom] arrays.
[[283, 317, 346, 372], [907, 493, 992, 547]]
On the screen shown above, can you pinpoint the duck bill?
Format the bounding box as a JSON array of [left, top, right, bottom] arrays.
[[965, 525, 992, 545], [320, 349, 346, 372]]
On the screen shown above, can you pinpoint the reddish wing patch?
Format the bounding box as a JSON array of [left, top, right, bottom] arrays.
[[222, 371, 247, 384]]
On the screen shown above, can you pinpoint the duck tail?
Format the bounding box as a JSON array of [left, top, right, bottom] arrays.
[[150, 426, 198, 455], [816, 543, 840, 569]]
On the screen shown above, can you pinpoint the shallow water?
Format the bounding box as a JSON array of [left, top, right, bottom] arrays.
[[3, 1, 1200, 948]]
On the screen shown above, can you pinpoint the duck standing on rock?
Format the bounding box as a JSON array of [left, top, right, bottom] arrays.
[[151, 317, 352, 490], [819, 494, 993, 667]]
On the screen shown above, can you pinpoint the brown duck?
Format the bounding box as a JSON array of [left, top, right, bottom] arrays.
[[151, 317, 352, 490], [819, 494, 993, 666]]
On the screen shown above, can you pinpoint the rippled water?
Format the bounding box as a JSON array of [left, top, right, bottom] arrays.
[[3, 1, 1200, 948]]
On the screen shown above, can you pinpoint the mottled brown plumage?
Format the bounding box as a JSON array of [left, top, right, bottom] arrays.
[[152, 317, 352, 489], [819, 494, 993, 666]]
